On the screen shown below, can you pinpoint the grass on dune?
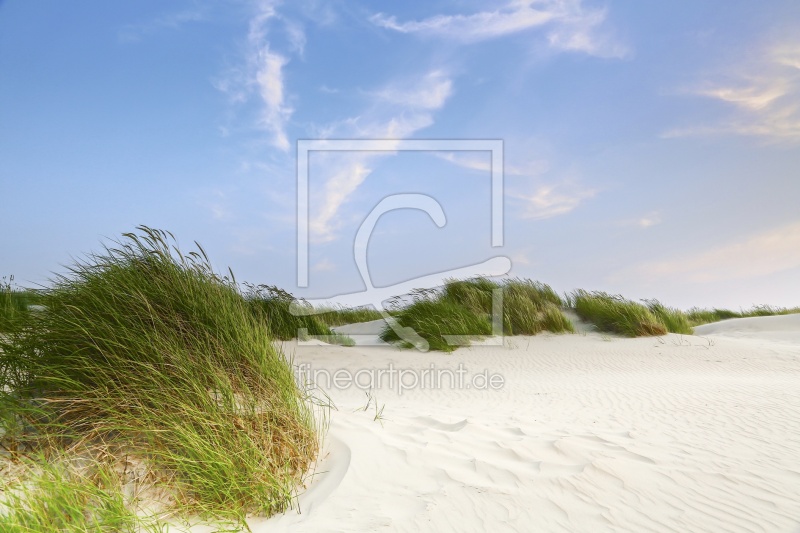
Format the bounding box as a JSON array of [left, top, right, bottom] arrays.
[[0, 276, 40, 333], [643, 299, 693, 335], [1, 455, 164, 533], [380, 277, 573, 351], [381, 298, 493, 352], [0, 227, 319, 529], [313, 305, 385, 328], [571, 290, 670, 337], [380, 279, 796, 344], [687, 305, 800, 327], [501, 279, 573, 335], [246, 285, 355, 346]]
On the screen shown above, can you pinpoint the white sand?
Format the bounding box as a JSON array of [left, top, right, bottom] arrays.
[[694, 314, 800, 346], [246, 316, 800, 532]]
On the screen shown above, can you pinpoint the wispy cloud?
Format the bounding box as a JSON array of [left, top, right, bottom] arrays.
[[214, 1, 299, 151], [511, 181, 596, 220], [284, 19, 306, 55], [635, 213, 660, 229], [371, 0, 627, 58], [249, 2, 294, 151], [119, 6, 207, 43], [617, 211, 661, 229], [195, 189, 232, 221], [618, 221, 800, 284], [511, 252, 535, 267], [254, 49, 292, 151], [665, 42, 800, 141], [312, 258, 335, 272], [308, 71, 454, 242], [436, 151, 549, 177], [370, 70, 453, 109], [309, 158, 373, 240]]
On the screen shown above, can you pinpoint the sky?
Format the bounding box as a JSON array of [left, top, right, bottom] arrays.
[[1, 0, 800, 310]]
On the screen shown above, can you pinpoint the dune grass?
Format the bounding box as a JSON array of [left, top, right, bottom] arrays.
[[246, 285, 355, 346], [687, 305, 800, 327], [0, 227, 319, 529], [501, 279, 573, 335], [0, 276, 39, 333], [380, 278, 573, 351], [314, 305, 385, 328], [1, 455, 164, 533], [380, 298, 493, 352], [643, 299, 694, 335], [571, 290, 669, 337]]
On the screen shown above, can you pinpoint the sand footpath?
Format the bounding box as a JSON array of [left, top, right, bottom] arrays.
[[243, 316, 800, 532]]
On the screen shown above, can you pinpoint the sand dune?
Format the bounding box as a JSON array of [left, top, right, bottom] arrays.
[[249, 316, 800, 532], [694, 314, 800, 346]]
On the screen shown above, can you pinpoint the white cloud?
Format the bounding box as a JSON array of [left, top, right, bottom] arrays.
[[666, 42, 800, 141], [372, 71, 453, 110], [773, 43, 800, 70], [371, 0, 627, 58], [436, 152, 491, 173], [119, 7, 207, 42], [214, 1, 298, 151], [312, 258, 335, 272], [546, 5, 626, 57], [617, 211, 661, 229], [284, 19, 306, 55], [697, 84, 788, 111], [620, 221, 800, 284], [372, 4, 554, 42], [512, 182, 596, 220], [511, 252, 534, 266], [436, 151, 549, 177], [636, 213, 660, 229], [255, 49, 292, 151], [197, 189, 231, 221], [308, 71, 455, 242], [309, 158, 373, 239], [248, 2, 295, 151]]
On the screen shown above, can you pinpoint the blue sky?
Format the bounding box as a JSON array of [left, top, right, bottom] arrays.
[[2, 0, 799, 310]]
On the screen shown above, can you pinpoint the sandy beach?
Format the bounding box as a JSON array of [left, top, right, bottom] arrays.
[[239, 315, 800, 532]]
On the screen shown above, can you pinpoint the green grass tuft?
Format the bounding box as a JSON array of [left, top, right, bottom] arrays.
[[380, 277, 573, 351], [1, 455, 165, 533], [314, 305, 385, 328], [246, 285, 354, 346], [643, 299, 693, 335], [0, 276, 39, 333], [501, 279, 573, 336], [0, 226, 319, 528], [380, 298, 492, 352], [572, 290, 668, 337], [687, 305, 800, 327]]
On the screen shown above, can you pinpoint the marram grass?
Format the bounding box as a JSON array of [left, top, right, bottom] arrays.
[[0, 227, 319, 530], [1, 454, 165, 533], [571, 290, 669, 337], [643, 299, 693, 335], [380, 277, 573, 351], [381, 298, 493, 352], [0, 275, 39, 333], [687, 305, 800, 327], [313, 305, 385, 328], [246, 284, 355, 346]]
